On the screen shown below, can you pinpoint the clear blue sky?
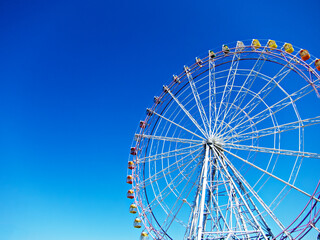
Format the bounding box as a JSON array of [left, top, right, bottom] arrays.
[[0, 0, 319, 240]]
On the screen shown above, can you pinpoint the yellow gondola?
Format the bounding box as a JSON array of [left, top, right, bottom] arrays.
[[251, 39, 261, 49], [140, 232, 149, 240], [267, 40, 277, 50], [134, 218, 142, 228], [129, 204, 137, 214], [283, 43, 294, 53]]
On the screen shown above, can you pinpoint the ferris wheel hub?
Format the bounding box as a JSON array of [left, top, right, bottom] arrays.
[[206, 135, 224, 149]]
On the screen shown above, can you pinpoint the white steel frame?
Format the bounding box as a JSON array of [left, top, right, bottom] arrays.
[[128, 39, 320, 240]]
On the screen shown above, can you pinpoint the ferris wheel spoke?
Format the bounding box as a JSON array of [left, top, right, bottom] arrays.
[[219, 63, 294, 138], [225, 143, 320, 159], [221, 152, 293, 239], [164, 86, 208, 137], [138, 147, 202, 188], [161, 162, 201, 233], [223, 148, 320, 203], [145, 152, 203, 214], [143, 165, 198, 219], [220, 54, 267, 132], [136, 143, 203, 164], [218, 86, 272, 137], [209, 58, 217, 137], [213, 51, 240, 134], [151, 110, 206, 140], [225, 86, 313, 140], [215, 53, 242, 135], [135, 134, 202, 145], [222, 83, 318, 140], [185, 68, 211, 135], [225, 116, 320, 144], [217, 86, 271, 139]]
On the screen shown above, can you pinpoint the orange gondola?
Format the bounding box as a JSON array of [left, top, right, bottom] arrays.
[[299, 49, 310, 61], [315, 59, 320, 71]]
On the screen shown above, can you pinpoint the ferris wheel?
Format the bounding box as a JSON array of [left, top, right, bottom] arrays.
[[126, 39, 320, 240]]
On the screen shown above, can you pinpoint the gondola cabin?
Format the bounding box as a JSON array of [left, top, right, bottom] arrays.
[[130, 147, 138, 155], [196, 57, 203, 67], [127, 189, 134, 199], [315, 59, 320, 71], [129, 204, 137, 214], [252, 39, 261, 49], [135, 134, 141, 142], [128, 161, 135, 170], [299, 49, 310, 61], [209, 50, 216, 59], [146, 108, 153, 116], [134, 218, 142, 228], [141, 232, 149, 240], [222, 44, 230, 54], [127, 175, 133, 184], [139, 121, 147, 129], [236, 41, 245, 52], [267, 40, 277, 50], [283, 43, 294, 53]]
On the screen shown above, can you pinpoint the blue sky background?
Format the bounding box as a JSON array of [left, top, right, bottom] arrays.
[[0, 0, 319, 239]]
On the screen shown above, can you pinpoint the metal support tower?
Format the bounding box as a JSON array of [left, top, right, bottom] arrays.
[[186, 139, 275, 240]]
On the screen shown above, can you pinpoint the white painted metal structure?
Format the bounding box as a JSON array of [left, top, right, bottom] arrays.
[[128, 40, 320, 239]]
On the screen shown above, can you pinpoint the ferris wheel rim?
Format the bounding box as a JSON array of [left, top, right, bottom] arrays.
[[128, 39, 320, 240]]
